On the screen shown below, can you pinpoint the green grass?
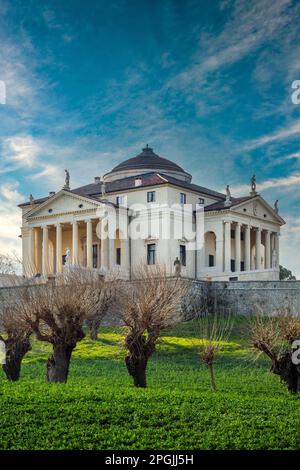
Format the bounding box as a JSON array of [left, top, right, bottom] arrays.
[[0, 318, 299, 450]]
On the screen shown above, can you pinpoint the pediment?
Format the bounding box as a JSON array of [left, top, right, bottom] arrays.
[[26, 190, 100, 219], [231, 196, 285, 225]]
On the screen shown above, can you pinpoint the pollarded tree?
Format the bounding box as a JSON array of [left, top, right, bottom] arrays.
[[19, 269, 104, 383], [250, 312, 300, 394], [195, 313, 233, 391], [121, 265, 188, 388], [0, 302, 32, 381]]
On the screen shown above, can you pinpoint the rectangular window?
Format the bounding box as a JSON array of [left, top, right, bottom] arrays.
[[231, 259, 235, 272], [116, 247, 121, 266], [180, 193, 186, 204], [209, 254, 215, 267], [180, 245, 186, 266], [116, 195, 126, 206], [199, 198, 205, 205], [147, 191, 156, 203], [240, 261, 245, 272], [93, 244, 98, 269], [231, 229, 235, 239], [147, 244, 156, 265]]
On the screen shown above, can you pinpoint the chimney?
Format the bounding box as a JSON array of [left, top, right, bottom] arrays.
[[94, 176, 101, 184], [135, 177, 142, 187]]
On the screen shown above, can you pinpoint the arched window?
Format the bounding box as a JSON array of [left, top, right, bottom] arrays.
[[204, 231, 216, 267]]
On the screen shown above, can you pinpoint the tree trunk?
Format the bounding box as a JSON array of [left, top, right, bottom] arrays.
[[90, 323, 99, 341], [2, 335, 31, 382], [125, 356, 147, 388], [87, 318, 101, 341], [208, 362, 217, 391], [46, 344, 74, 383], [273, 352, 300, 394]]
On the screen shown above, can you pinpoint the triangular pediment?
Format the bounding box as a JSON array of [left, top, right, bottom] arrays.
[[231, 195, 285, 225], [26, 190, 101, 219]]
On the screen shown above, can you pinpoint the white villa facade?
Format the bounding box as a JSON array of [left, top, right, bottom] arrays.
[[19, 146, 285, 281]]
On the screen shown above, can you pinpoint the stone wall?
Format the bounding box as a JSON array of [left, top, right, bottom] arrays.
[[1, 280, 300, 319], [202, 280, 300, 316]]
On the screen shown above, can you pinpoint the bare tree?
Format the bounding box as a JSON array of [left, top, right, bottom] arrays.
[[0, 303, 32, 381], [250, 312, 300, 394], [18, 269, 104, 383], [86, 274, 118, 340], [121, 265, 188, 388], [0, 253, 20, 275], [195, 313, 233, 391]]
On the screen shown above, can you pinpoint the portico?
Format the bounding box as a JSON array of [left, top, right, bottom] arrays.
[[26, 217, 130, 278]]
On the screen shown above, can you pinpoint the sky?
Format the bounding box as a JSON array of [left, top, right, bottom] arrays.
[[0, 0, 300, 276]]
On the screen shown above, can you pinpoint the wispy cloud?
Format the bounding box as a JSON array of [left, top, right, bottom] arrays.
[[245, 120, 300, 150], [2, 136, 40, 169], [229, 173, 300, 196]]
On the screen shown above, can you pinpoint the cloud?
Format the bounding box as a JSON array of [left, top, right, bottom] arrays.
[[2, 136, 40, 169], [229, 173, 300, 196], [31, 164, 60, 181], [0, 181, 23, 256], [245, 120, 300, 150], [167, 0, 295, 91]]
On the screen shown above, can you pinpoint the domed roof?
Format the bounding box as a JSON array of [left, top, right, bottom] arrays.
[[111, 145, 185, 174]]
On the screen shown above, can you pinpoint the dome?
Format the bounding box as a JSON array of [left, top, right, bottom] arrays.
[[104, 146, 192, 183]]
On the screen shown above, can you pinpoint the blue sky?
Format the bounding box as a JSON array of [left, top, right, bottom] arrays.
[[0, 0, 300, 275]]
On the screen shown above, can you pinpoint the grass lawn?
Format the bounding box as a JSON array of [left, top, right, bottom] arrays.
[[0, 317, 299, 450]]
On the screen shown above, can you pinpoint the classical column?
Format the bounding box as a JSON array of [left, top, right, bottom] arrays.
[[56, 223, 62, 273], [265, 230, 271, 269], [235, 222, 241, 272], [35, 228, 43, 274], [42, 225, 49, 277], [86, 219, 93, 269], [29, 228, 35, 274], [275, 232, 280, 268], [72, 221, 79, 265], [244, 225, 251, 271], [109, 238, 115, 268], [255, 227, 261, 270], [224, 221, 231, 272]]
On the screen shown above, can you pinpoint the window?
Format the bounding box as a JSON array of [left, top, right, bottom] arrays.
[[209, 254, 215, 267], [180, 245, 186, 266], [231, 229, 235, 239], [240, 261, 245, 272], [147, 244, 156, 265], [199, 198, 205, 205], [116, 195, 126, 206], [180, 193, 186, 204], [147, 191, 156, 203], [93, 244, 98, 269], [231, 259, 235, 272], [116, 247, 121, 266]]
